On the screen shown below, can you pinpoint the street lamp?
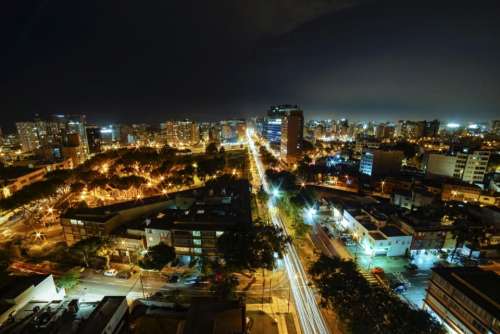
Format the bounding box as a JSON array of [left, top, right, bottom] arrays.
[[271, 188, 280, 198]]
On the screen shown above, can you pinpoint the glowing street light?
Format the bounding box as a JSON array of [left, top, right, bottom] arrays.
[[305, 207, 317, 219], [271, 188, 280, 198]]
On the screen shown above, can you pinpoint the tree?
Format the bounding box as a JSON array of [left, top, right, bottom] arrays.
[[217, 220, 290, 272], [56, 269, 80, 290], [265, 169, 297, 192], [71, 237, 105, 267], [309, 255, 445, 334], [210, 273, 238, 300], [139, 242, 176, 270], [206, 142, 219, 155]]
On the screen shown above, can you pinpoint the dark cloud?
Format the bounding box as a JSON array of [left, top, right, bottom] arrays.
[[0, 0, 499, 128]]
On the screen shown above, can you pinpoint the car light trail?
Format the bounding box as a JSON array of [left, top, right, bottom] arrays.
[[247, 129, 330, 334]]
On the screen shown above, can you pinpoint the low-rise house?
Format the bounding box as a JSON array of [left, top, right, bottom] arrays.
[[442, 181, 481, 203], [392, 188, 435, 210], [342, 206, 412, 256]]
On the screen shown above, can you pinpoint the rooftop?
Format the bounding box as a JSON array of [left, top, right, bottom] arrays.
[[182, 298, 245, 334], [369, 231, 387, 240], [431, 267, 500, 320], [61, 195, 176, 223], [126, 179, 252, 232], [0, 166, 41, 181], [380, 225, 407, 237], [359, 221, 378, 231], [0, 300, 100, 334], [0, 275, 48, 301], [78, 296, 127, 334]]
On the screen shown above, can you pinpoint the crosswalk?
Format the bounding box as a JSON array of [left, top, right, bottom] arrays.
[[360, 271, 379, 285]]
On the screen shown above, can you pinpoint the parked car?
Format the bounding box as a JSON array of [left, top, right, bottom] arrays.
[[371, 267, 384, 275], [104, 268, 118, 277], [117, 271, 131, 279], [393, 284, 407, 294]]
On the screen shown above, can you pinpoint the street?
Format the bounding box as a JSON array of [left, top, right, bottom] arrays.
[[247, 129, 330, 334]]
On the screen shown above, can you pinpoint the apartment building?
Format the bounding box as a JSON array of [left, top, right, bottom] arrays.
[[424, 267, 500, 334]]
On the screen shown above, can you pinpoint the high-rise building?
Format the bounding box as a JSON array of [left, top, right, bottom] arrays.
[[423, 119, 440, 137], [16, 119, 65, 153], [359, 149, 404, 177], [462, 151, 491, 183], [62, 133, 86, 166], [86, 126, 102, 154], [492, 120, 500, 136], [51, 114, 89, 156], [162, 120, 199, 146], [16, 122, 41, 152], [280, 109, 304, 162], [425, 151, 490, 184], [375, 123, 395, 140], [263, 105, 299, 144], [100, 125, 121, 145]]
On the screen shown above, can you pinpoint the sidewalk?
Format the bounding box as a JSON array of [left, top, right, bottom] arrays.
[[246, 296, 299, 334]]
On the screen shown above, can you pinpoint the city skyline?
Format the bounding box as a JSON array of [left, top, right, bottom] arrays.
[[1, 1, 499, 333], [1, 0, 500, 126]]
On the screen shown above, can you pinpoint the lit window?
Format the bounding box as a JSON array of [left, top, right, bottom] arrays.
[[192, 231, 201, 237], [216, 231, 223, 237], [193, 248, 202, 254], [193, 239, 201, 246]]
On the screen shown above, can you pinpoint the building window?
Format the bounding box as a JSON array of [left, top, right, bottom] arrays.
[[193, 239, 201, 246], [192, 231, 201, 237], [193, 248, 202, 254], [216, 231, 223, 237]]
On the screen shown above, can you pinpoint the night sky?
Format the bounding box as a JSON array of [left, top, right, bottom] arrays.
[[1, 0, 499, 128]]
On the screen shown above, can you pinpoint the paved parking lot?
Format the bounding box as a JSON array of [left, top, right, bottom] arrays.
[[344, 242, 435, 308]]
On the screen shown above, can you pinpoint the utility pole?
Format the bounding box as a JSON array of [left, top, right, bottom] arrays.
[[139, 272, 146, 299], [261, 269, 265, 310]]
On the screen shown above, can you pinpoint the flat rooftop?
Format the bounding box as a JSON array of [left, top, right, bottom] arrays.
[[0, 300, 99, 334], [369, 231, 387, 240], [0, 166, 41, 180], [61, 195, 175, 222], [359, 220, 378, 231], [78, 296, 127, 334], [126, 179, 252, 232], [0, 275, 48, 300], [380, 226, 407, 237]]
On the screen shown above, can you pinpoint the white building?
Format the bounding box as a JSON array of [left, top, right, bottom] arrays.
[[0, 274, 65, 325], [342, 208, 412, 257], [462, 151, 490, 183], [425, 151, 490, 184]]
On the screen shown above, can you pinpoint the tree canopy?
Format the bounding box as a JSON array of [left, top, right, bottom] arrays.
[[139, 242, 176, 270], [217, 220, 290, 272], [309, 255, 445, 334]]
